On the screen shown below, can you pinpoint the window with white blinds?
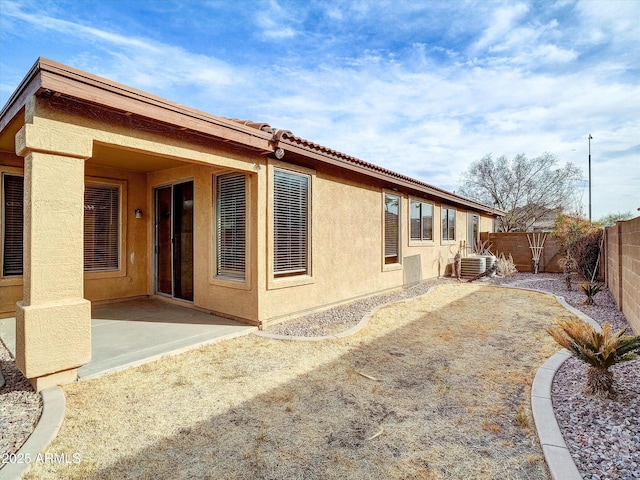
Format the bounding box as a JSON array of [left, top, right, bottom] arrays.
[[384, 193, 400, 264], [216, 173, 246, 280], [2, 174, 24, 277], [273, 169, 309, 277], [84, 184, 120, 271]]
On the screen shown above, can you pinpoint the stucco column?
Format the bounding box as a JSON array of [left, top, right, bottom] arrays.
[[15, 123, 93, 391]]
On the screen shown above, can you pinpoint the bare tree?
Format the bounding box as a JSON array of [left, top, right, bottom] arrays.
[[458, 153, 583, 232]]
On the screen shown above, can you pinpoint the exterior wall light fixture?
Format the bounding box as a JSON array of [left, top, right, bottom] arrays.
[[134, 208, 142, 219]]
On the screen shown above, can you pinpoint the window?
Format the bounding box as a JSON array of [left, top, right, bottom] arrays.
[[468, 213, 479, 252], [84, 184, 120, 271], [442, 206, 456, 241], [384, 193, 400, 264], [273, 169, 309, 277], [410, 200, 433, 241], [1, 176, 120, 275], [216, 173, 246, 280], [2, 174, 23, 277]]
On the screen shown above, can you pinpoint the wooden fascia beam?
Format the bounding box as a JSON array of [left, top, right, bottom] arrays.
[[0, 67, 42, 133], [37, 71, 273, 153]]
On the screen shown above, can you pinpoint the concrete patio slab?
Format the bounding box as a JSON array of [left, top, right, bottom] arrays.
[[0, 299, 256, 381]]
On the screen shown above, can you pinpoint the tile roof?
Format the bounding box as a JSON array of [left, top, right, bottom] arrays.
[[230, 119, 503, 215]]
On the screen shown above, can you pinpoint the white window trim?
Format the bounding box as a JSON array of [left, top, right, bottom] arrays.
[[267, 161, 315, 290]]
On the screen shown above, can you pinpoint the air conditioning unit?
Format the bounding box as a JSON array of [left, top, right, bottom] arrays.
[[460, 255, 496, 278], [484, 255, 496, 271]]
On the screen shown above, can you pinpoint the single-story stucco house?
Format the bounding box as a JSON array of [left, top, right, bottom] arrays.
[[0, 58, 503, 390]]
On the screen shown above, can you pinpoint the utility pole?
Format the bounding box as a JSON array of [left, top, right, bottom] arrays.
[[588, 134, 593, 222]]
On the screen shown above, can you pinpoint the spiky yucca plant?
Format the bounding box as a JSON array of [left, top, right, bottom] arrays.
[[579, 282, 603, 305], [496, 252, 517, 277], [547, 318, 640, 397]]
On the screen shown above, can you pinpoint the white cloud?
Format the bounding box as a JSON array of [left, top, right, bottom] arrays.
[[1, 0, 637, 218], [472, 3, 530, 52], [2, 1, 242, 96], [577, 0, 640, 41], [254, 0, 300, 40]]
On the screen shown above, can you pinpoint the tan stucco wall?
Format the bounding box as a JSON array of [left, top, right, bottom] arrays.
[[1, 159, 152, 315], [146, 163, 263, 323], [2, 96, 268, 319], [2, 96, 497, 330], [260, 160, 494, 323]]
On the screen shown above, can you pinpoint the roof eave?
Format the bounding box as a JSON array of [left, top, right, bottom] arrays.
[[278, 135, 505, 217], [1, 57, 275, 154], [0, 58, 44, 132], [1, 58, 506, 217]]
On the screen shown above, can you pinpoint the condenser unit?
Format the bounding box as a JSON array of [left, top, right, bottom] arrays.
[[460, 255, 496, 279]]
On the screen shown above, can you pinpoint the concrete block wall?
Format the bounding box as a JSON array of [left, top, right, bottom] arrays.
[[605, 216, 640, 334], [480, 232, 563, 273], [605, 225, 621, 308]]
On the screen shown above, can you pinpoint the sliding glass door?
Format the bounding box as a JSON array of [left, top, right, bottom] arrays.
[[155, 181, 194, 301]]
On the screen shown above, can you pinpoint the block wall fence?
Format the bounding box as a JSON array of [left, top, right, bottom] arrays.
[[604, 216, 640, 334], [479, 232, 564, 274]]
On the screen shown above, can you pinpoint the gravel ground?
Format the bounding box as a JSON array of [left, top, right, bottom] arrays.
[[265, 276, 460, 336], [1, 272, 637, 479], [0, 339, 42, 465]]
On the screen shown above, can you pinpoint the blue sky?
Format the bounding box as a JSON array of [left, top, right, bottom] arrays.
[[1, 0, 638, 219]]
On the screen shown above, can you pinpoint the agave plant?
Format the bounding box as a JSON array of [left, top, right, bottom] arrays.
[[547, 317, 640, 398], [578, 282, 603, 305]]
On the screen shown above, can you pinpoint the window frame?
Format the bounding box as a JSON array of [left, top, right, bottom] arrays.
[[267, 163, 314, 289], [83, 181, 122, 273], [383, 192, 402, 268], [441, 206, 456, 242], [467, 212, 480, 253], [83, 177, 127, 279], [1, 173, 126, 282], [409, 199, 434, 243], [214, 172, 247, 282], [1, 172, 24, 279]]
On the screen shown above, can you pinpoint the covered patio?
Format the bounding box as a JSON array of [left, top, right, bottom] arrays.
[[0, 299, 256, 380]]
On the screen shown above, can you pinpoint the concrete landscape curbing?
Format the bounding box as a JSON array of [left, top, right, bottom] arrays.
[[532, 350, 583, 480], [0, 387, 66, 480]]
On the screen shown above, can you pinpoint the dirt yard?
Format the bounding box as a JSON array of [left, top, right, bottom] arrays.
[[24, 284, 573, 480]]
